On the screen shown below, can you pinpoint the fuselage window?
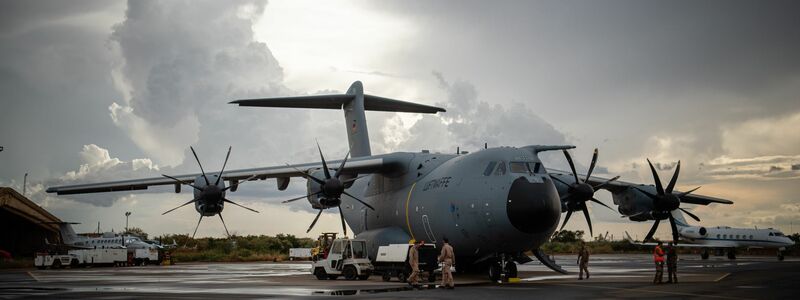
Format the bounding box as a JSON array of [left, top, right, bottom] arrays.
[[716, 234, 720, 239], [494, 161, 507, 175], [723, 234, 727, 239], [735, 235, 740, 239], [749, 235, 753, 239], [509, 162, 529, 174], [483, 162, 497, 176]]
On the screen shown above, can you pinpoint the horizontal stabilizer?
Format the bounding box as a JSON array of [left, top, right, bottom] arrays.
[[230, 94, 446, 114]]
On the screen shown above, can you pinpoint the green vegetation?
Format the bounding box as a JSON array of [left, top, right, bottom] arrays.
[[153, 233, 315, 263], [541, 230, 651, 254]]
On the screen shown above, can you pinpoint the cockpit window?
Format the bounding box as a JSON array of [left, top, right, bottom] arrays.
[[494, 161, 507, 175], [769, 232, 774, 236], [774, 232, 784, 237], [483, 161, 497, 176], [509, 162, 529, 174], [528, 162, 543, 174]]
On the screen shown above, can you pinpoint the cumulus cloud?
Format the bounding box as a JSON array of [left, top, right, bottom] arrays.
[[721, 111, 800, 158], [701, 155, 800, 180], [108, 0, 289, 166]]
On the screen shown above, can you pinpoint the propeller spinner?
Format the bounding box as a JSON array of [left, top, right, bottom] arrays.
[[553, 148, 619, 237], [639, 159, 701, 244], [161, 146, 259, 239], [282, 142, 374, 236]]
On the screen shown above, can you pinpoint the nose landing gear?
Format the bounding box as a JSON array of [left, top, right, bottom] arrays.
[[488, 254, 518, 282]]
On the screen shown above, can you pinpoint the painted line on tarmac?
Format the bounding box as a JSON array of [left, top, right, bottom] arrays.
[[715, 273, 731, 282], [26, 271, 40, 282], [535, 282, 747, 300]]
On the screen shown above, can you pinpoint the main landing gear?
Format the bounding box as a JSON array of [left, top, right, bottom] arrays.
[[488, 254, 518, 282]]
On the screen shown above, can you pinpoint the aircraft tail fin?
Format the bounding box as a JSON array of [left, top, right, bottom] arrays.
[[42, 222, 81, 244], [230, 81, 445, 157], [671, 209, 690, 227]]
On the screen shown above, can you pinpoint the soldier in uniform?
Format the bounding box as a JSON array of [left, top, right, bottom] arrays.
[[407, 240, 421, 288], [653, 241, 665, 284], [577, 241, 590, 280], [438, 238, 456, 289], [666, 241, 678, 283]]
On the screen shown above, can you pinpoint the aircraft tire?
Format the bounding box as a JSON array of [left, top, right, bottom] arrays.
[[488, 262, 502, 282], [778, 251, 785, 261], [701, 250, 709, 260], [505, 262, 518, 278]]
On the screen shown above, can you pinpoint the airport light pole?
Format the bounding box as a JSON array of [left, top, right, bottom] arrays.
[[125, 211, 131, 233]]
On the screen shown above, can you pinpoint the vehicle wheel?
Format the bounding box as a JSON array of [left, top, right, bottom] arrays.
[[428, 271, 436, 283], [343, 266, 358, 280], [71, 259, 80, 268], [505, 262, 518, 278], [397, 271, 408, 283], [382, 272, 392, 282], [488, 262, 501, 282], [314, 267, 327, 280], [143, 258, 150, 266], [52, 260, 62, 269]]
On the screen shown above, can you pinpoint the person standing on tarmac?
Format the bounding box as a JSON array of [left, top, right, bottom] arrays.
[[577, 241, 590, 280], [666, 241, 678, 283], [438, 238, 455, 289], [407, 240, 421, 288], [653, 241, 666, 284]]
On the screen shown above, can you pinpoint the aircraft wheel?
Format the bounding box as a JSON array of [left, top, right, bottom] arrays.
[[777, 251, 785, 261], [505, 262, 518, 278], [701, 251, 709, 260], [488, 262, 502, 282], [727, 250, 736, 260], [382, 272, 392, 282], [314, 267, 328, 280], [343, 266, 358, 280]]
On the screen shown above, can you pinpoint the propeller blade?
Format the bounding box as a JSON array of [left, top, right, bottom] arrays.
[[339, 205, 347, 236], [634, 187, 661, 202], [219, 213, 230, 238], [669, 215, 679, 243], [585, 148, 598, 181], [334, 150, 350, 179], [679, 186, 701, 197], [191, 215, 204, 240], [215, 146, 232, 186], [665, 160, 681, 194], [162, 174, 203, 191], [643, 219, 660, 242], [222, 174, 259, 191], [281, 191, 321, 204], [562, 150, 580, 184], [550, 175, 570, 187], [646, 159, 665, 196], [190, 146, 210, 185], [582, 205, 593, 237], [678, 207, 701, 222], [223, 198, 259, 213], [316, 141, 332, 179], [592, 176, 620, 190], [590, 198, 615, 212], [559, 210, 574, 231], [285, 164, 326, 185], [306, 209, 324, 233], [342, 191, 375, 210], [162, 198, 199, 215]]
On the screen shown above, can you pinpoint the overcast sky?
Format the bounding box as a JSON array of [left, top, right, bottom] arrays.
[[1, 0, 798, 240]]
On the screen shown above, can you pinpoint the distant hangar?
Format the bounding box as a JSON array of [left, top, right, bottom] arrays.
[[0, 187, 62, 258]]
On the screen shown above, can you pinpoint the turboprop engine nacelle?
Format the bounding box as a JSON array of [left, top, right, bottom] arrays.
[[305, 169, 342, 209], [680, 226, 707, 239], [611, 187, 655, 221]]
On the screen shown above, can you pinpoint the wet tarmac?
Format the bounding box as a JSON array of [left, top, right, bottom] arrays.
[[0, 254, 797, 299]]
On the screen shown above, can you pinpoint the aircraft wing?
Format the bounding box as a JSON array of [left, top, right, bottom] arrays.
[[624, 232, 710, 248], [546, 168, 733, 205], [47, 153, 412, 195]]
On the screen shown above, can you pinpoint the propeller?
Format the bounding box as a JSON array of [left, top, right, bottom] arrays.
[[282, 142, 374, 236], [553, 148, 619, 237], [160, 146, 259, 239], [639, 159, 701, 244]]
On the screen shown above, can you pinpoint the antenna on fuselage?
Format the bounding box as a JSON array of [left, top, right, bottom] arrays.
[[484, 143, 487, 149]]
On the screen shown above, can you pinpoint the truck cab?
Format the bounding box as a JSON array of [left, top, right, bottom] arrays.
[[311, 238, 373, 280]]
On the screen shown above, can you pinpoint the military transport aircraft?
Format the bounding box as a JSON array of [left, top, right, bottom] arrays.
[[47, 81, 733, 280], [625, 210, 795, 260]]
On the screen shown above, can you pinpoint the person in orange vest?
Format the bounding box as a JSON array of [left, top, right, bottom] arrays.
[[653, 241, 666, 284]]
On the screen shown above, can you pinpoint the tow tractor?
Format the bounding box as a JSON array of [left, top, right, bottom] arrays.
[[311, 234, 373, 280], [373, 243, 439, 282]]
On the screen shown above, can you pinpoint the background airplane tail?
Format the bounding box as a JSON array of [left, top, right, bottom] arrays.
[[230, 81, 445, 158], [43, 222, 80, 244], [671, 209, 690, 227]]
